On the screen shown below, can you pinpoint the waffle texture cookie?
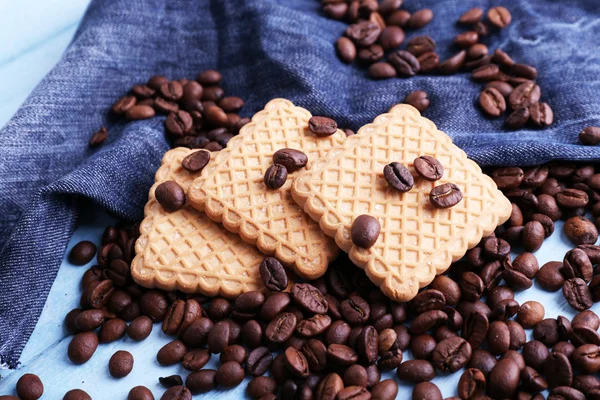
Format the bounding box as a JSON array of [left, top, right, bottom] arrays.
[[132, 148, 266, 298], [187, 99, 344, 280], [292, 104, 512, 302]]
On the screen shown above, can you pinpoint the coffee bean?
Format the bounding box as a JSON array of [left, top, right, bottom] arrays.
[[490, 49, 514, 69], [63, 389, 91, 400], [545, 352, 573, 388], [520, 366, 548, 392], [263, 164, 288, 189], [157, 340, 187, 365], [480, 87, 506, 117], [307, 116, 338, 138], [74, 309, 104, 332], [432, 336, 472, 373], [388, 50, 420, 76], [418, 52, 439, 73], [379, 26, 405, 51], [462, 311, 488, 349], [125, 104, 155, 120], [98, 318, 126, 343], [467, 44, 489, 60], [438, 50, 466, 74], [126, 315, 152, 341], [563, 278, 593, 311], [181, 150, 210, 173], [243, 346, 271, 377], [341, 294, 371, 325], [486, 321, 510, 355], [68, 332, 98, 364], [483, 237, 510, 260], [368, 62, 397, 79], [460, 272, 484, 301], [564, 248, 593, 281], [281, 347, 309, 378], [155, 181, 186, 212], [292, 283, 328, 314], [345, 21, 380, 47], [454, 31, 479, 48], [430, 183, 462, 208], [158, 375, 183, 389], [406, 8, 433, 29], [490, 167, 524, 189], [488, 358, 520, 398], [521, 220, 544, 252], [16, 373, 43, 400], [549, 387, 586, 400], [516, 301, 544, 328], [196, 70, 221, 86], [396, 360, 435, 383], [488, 6, 512, 28], [405, 36, 435, 58], [403, 91, 430, 112], [337, 37, 357, 63], [245, 376, 277, 399], [412, 155, 443, 181], [108, 350, 133, 378], [458, 7, 483, 23], [412, 382, 442, 400], [529, 102, 554, 127], [509, 81, 541, 110], [472, 63, 499, 82], [410, 334, 436, 360], [112, 95, 137, 115], [564, 216, 598, 245], [533, 318, 561, 347], [579, 126, 600, 145], [183, 370, 216, 395], [297, 314, 331, 337], [486, 81, 513, 99], [383, 162, 414, 192], [429, 275, 461, 306], [265, 312, 297, 343], [537, 261, 564, 291], [160, 386, 191, 400], [89, 126, 108, 147], [214, 361, 245, 388], [411, 289, 447, 313], [572, 344, 600, 374], [272, 148, 308, 173], [468, 349, 497, 377], [350, 215, 381, 249], [523, 339, 550, 370]]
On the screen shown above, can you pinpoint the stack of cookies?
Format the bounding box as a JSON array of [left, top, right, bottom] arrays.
[[132, 98, 511, 302]]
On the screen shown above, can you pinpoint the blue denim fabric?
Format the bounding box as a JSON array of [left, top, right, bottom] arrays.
[[1, 0, 599, 368]]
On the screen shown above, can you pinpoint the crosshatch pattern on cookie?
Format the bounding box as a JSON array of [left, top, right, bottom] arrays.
[[132, 148, 265, 298], [187, 99, 343, 280], [292, 104, 512, 302]]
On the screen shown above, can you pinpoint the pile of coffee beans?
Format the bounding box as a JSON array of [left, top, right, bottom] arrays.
[[90, 69, 250, 151]]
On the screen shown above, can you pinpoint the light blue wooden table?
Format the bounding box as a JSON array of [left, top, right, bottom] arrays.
[[0, 2, 598, 399]]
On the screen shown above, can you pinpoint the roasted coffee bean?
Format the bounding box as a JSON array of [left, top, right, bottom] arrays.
[[487, 285, 514, 308], [388, 50, 420, 76], [15, 373, 43, 400], [157, 340, 187, 366], [271, 148, 308, 173], [337, 37, 357, 63], [563, 248, 593, 281], [553, 341, 575, 359], [155, 181, 186, 212], [520, 220, 544, 252], [180, 349, 211, 372], [356, 325, 378, 364], [396, 360, 435, 383], [215, 361, 245, 388], [219, 345, 247, 366], [297, 314, 331, 337], [341, 364, 368, 388], [87, 279, 114, 309], [235, 292, 264, 312], [411, 289, 446, 313], [472, 64, 499, 81], [326, 343, 358, 366], [412, 382, 441, 400], [378, 328, 397, 354], [458, 368, 486, 399], [406, 36, 436, 57], [112, 95, 137, 115], [383, 162, 414, 192], [68, 332, 98, 364], [345, 21, 380, 47], [572, 344, 600, 373], [533, 319, 561, 347], [509, 81, 541, 110], [488, 359, 519, 398], [181, 150, 210, 173], [125, 104, 156, 120], [410, 334, 436, 360], [74, 309, 104, 332], [158, 375, 184, 389], [240, 320, 262, 349], [480, 87, 506, 117], [548, 387, 585, 400], [417, 52, 440, 74], [404, 91, 430, 112], [490, 298, 519, 321], [438, 50, 466, 74], [467, 43, 489, 60], [165, 110, 193, 136], [520, 366, 548, 392], [368, 62, 397, 79], [246, 376, 277, 399], [108, 350, 133, 378], [244, 346, 272, 376], [335, 386, 369, 400], [300, 339, 326, 372], [564, 216, 598, 246], [563, 278, 592, 311], [98, 318, 127, 343], [405, 8, 433, 29], [185, 369, 216, 395], [460, 272, 484, 301], [207, 297, 232, 320], [536, 261, 564, 291], [523, 340, 550, 370], [531, 213, 554, 237], [529, 102, 553, 127], [358, 44, 384, 63], [483, 237, 510, 260], [315, 372, 344, 400], [341, 294, 370, 325], [283, 347, 310, 377], [379, 26, 405, 51], [69, 241, 97, 265], [462, 311, 488, 349], [487, 321, 510, 355], [516, 301, 544, 328], [351, 215, 380, 249], [124, 315, 152, 342], [429, 275, 461, 305], [292, 283, 328, 314], [454, 31, 479, 48], [468, 349, 497, 377], [307, 116, 337, 137], [325, 320, 352, 345], [430, 183, 462, 208], [579, 126, 600, 145], [410, 310, 448, 334], [154, 97, 179, 114], [487, 81, 513, 99], [459, 7, 483, 24], [432, 336, 472, 373], [265, 312, 297, 343], [260, 293, 290, 321], [491, 167, 524, 189], [264, 164, 288, 189], [63, 389, 91, 400], [413, 155, 443, 181], [488, 6, 512, 28], [545, 352, 573, 388]]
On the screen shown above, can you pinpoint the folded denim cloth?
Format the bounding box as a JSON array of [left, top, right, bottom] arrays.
[[1, 0, 599, 368]]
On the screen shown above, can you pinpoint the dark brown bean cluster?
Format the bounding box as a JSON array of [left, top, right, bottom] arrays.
[[91, 70, 250, 151]]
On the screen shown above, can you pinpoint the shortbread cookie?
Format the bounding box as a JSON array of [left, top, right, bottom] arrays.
[[292, 104, 512, 302], [187, 99, 344, 280], [132, 148, 266, 298]]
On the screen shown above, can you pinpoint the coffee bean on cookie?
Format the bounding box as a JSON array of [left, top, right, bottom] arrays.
[[309, 116, 338, 137], [273, 149, 308, 172], [181, 150, 211, 172], [414, 156, 443, 181], [351, 215, 381, 248], [383, 162, 414, 192], [264, 164, 288, 189], [430, 183, 462, 208], [155, 181, 186, 212], [260, 257, 288, 292]]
